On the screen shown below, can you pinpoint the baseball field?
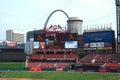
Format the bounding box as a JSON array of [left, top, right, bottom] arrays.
[[0, 62, 120, 80], [0, 71, 120, 80]]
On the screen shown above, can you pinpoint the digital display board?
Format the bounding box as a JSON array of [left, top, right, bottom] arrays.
[[56, 33, 66, 42], [34, 32, 78, 49], [34, 42, 39, 49], [83, 31, 114, 43], [56, 33, 78, 42], [65, 41, 78, 48], [66, 33, 78, 41], [46, 34, 55, 40], [34, 34, 45, 41], [40, 42, 46, 49]]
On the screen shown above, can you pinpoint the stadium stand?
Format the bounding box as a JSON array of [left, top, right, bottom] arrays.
[[79, 53, 119, 64], [27, 62, 68, 69]]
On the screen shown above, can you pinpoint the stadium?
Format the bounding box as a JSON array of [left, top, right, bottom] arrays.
[[0, 2, 120, 80]]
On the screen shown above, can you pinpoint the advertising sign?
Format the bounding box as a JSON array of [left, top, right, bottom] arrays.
[[34, 42, 39, 49], [40, 42, 46, 49], [90, 42, 104, 48], [65, 41, 78, 48], [83, 31, 114, 42], [7, 43, 16, 47]]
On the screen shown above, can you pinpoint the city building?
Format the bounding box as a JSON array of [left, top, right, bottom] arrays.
[[6, 29, 24, 42]]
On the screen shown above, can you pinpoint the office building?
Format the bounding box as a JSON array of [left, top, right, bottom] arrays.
[[6, 29, 24, 42]]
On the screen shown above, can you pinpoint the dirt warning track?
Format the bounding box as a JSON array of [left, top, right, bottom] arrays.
[[0, 78, 45, 80]]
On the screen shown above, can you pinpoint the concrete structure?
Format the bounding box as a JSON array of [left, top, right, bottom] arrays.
[[6, 29, 24, 42], [67, 17, 83, 35]]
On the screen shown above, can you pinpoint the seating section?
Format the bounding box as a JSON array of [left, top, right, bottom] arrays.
[[43, 54, 65, 60], [80, 53, 112, 63], [56, 63, 68, 68], [108, 54, 120, 62], [31, 49, 78, 61], [40, 63, 55, 68], [95, 54, 111, 63], [27, 62, 40, 68], [31, 54, 43, 60], [103, 63, 120, 69], [30, 53, 78, 61], [27, 62, 68, 68], [66, 54, 78, 60], [30, 51, 120, 69], [80, 53, 96, 63]]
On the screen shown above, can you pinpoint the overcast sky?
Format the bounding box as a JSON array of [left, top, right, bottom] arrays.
[[0, 0, 116, 40]]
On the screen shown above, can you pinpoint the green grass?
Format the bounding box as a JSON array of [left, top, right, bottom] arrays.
[[0, 62, 25, 68], [0, 62, 119, 80], [1, 71, 120, 80]]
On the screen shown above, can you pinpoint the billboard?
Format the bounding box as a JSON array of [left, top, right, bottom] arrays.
[[7, 43, 16, 47], [83, 42, 113, 50], [65, 41, 78, 48], [104, 42, 112, 47], [83, 31, 114, 43], [90, 42, 104, 48], [84, 43, 90, 48], [40, 42, 46, 49], [34, 42, 39, 49]]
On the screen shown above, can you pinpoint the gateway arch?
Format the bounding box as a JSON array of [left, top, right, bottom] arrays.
[[43, 9, 70, 30]]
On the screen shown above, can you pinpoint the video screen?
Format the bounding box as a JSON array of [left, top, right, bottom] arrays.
[[66, 33, 78, 41], [65, 41, 78, 48], [40, 42, 46, 49], [34, 34, 45, 41], [34, 42, 39, 49]]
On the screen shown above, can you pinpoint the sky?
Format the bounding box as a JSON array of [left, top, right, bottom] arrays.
[[0, 0, 116, 41]]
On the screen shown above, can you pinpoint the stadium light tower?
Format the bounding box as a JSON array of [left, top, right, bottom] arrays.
[[115, 0, 120, 53]]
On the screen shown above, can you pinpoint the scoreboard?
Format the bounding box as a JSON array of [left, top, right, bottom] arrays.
[[83, 30, 115, 51], [83, 31, 114, 43], [34, 32, 78, 49]]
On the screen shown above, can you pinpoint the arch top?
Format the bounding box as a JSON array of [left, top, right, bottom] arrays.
[[43, 9, 70, 30]]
